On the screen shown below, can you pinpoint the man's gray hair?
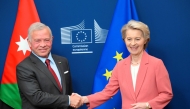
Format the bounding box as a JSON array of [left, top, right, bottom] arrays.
[[27, 22, 52, 41]]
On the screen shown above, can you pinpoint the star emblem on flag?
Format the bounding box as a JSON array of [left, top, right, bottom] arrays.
[[16, 35, 31, 55], [103, 69, 112, 80], [113, 51, 123, 62]]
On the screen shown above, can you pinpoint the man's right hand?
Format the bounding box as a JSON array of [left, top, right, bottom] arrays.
[[70, 93, 83, 108]]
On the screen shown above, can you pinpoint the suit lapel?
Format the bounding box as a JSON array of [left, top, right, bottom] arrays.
[[124, 57, 136, 101], [52, 55, 66, 94], [30, 53, 62, 93], [135, 51, 149, 97]]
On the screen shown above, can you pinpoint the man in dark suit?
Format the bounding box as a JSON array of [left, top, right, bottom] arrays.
[[16, 22, 82, 109]]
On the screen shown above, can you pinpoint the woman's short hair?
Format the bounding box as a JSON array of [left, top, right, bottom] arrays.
[[121, 20, 150, 49], [27, 22, 52, 41]]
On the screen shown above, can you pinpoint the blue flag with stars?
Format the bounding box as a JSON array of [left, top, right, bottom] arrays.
[[92, 0, 138, 108]]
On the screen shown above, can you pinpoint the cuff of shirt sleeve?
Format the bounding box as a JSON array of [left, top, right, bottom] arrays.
[[68, 95, 70, 105]]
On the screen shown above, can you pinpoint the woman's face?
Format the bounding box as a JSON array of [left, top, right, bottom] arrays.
[[124, 29, 147, 56]]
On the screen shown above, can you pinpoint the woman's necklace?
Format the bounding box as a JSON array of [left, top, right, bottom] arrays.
[[131, 62, 139, 65]]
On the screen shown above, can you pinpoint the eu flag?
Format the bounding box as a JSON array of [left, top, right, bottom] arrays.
[[92, 0, 138, 108], [71, 29, 92, 44]]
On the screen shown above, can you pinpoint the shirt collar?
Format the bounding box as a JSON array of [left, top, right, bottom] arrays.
[[32, 51, 54, 64]]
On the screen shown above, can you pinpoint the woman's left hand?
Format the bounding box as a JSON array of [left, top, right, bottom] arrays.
[[130, 102, 148, 109]]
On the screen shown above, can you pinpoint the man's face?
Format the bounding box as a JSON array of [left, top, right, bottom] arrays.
[[28, 27, 52, 58]]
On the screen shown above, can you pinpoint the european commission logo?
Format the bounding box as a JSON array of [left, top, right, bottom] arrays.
[[71, 29, 92, 44], [61, 20, 108, 54]]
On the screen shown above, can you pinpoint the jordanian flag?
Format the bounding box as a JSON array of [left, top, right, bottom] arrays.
[[0, 0, 40, 108]]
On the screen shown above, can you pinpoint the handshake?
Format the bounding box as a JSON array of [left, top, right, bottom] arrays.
[[70, 93, 88, 108]]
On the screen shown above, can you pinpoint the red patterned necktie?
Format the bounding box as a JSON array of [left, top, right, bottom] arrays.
[[45, 59, 62, 92]]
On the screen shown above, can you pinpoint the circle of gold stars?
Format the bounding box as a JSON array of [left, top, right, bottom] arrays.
[[76, 31, 87, 42]]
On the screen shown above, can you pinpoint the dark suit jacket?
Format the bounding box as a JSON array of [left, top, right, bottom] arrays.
[[16, 53, 73, 109]]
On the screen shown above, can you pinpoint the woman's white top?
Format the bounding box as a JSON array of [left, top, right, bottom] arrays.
[[131, 64, 140, 91]]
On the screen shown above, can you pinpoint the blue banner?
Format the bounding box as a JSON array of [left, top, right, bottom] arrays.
[[92, 0, 138, 108]]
